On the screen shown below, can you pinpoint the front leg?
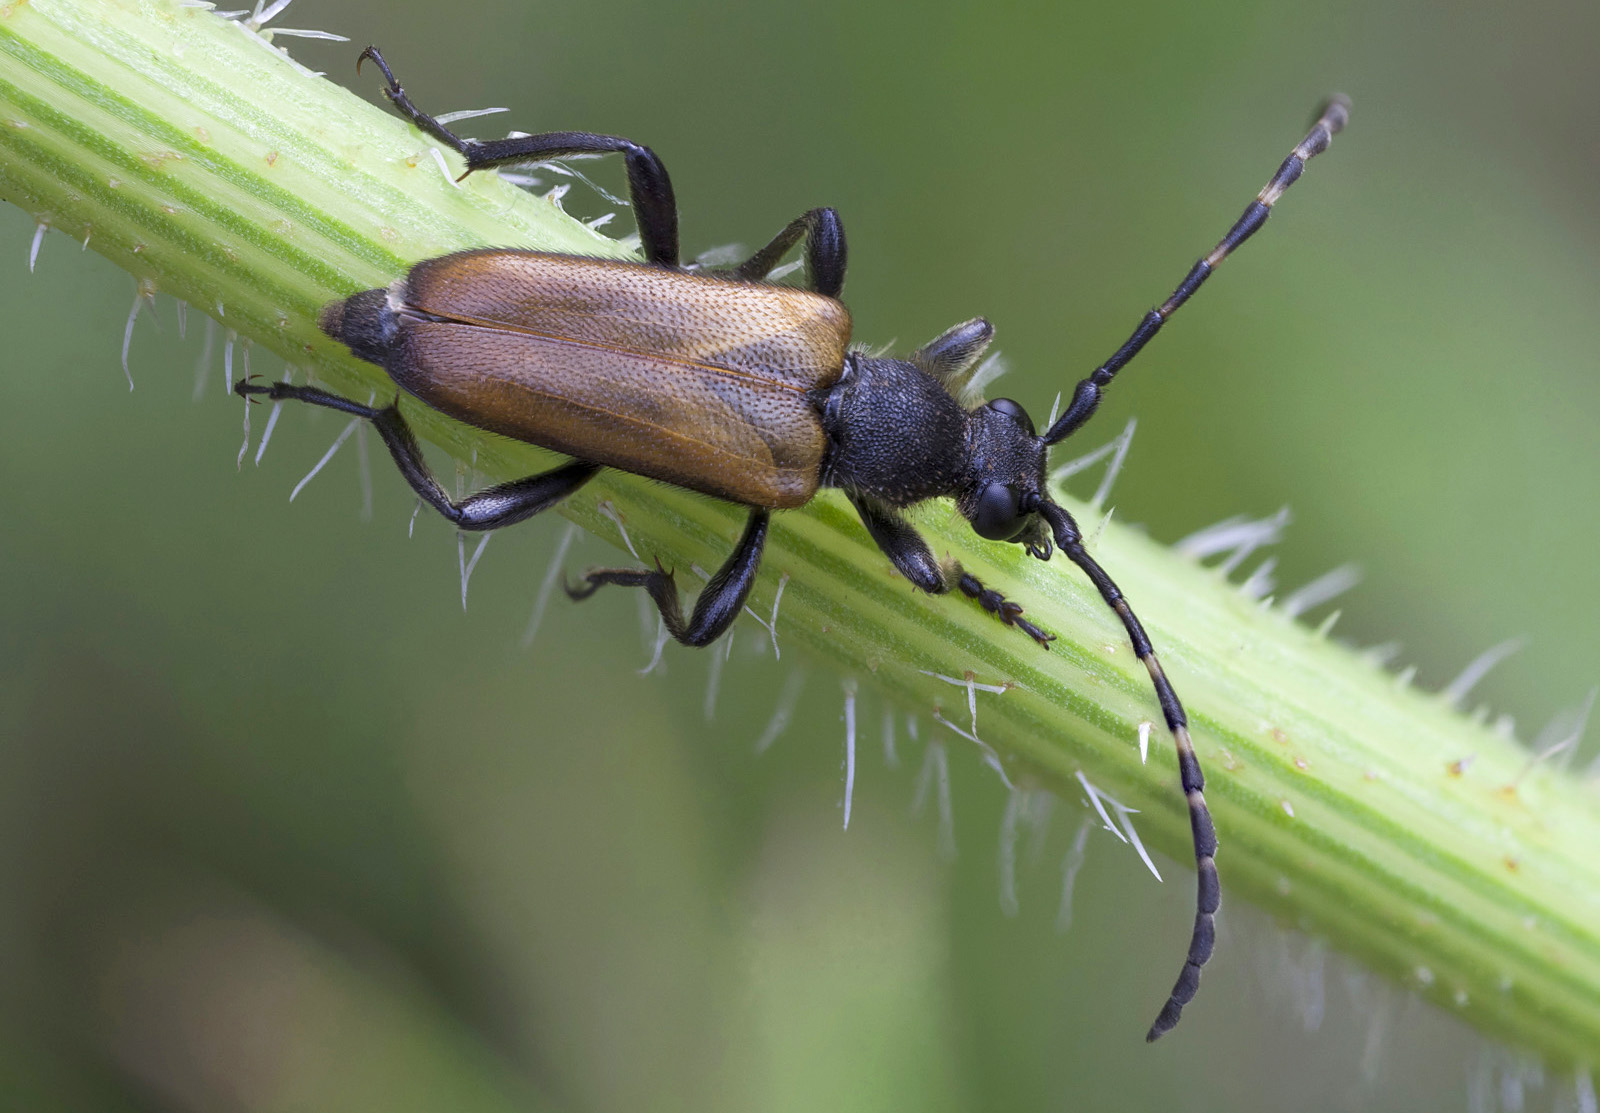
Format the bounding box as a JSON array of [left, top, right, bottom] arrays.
[[717, 208, 847, 298], [848, 495, 1054, 647]]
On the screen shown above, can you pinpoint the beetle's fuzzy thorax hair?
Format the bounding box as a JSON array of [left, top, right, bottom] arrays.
[[817, 354, 969, 507]]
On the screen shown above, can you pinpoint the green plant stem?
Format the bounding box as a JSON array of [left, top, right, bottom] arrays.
[[2, 0, 1597, 1066]]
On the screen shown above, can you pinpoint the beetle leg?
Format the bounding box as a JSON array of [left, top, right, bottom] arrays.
[[909, 318, 995, 388], [953, 571, 1055, 647], [715, 208, 847, 298], [847, 495, 1054, 646], [847, 494, 944, 593], [234, 380, 599, 529], [566, 509, 770, 648], [358, 46, 679, 266]]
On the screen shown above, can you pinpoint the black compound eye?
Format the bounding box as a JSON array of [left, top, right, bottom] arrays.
[[972, 482, 1022, 541], [987, 397, 1035, 436]]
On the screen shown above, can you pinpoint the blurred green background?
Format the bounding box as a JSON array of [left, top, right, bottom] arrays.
[[3, 0, 1598, 1109]]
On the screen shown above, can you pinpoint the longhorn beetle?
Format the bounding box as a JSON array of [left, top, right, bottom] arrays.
[[238, 47, 1349, 1040]]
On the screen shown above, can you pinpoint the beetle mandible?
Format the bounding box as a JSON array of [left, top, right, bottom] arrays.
[[237, 46, 1349, 1041]]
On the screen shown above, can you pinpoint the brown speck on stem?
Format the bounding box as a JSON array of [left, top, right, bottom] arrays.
[[1447, 755, 1476, 776]]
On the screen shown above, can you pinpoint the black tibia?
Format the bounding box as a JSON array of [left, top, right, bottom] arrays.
[[848, 495, 1053, 646], [358, 46, 680, 267], [848, 495, 945, 593], [1043, 95, 1350, 447], [911, 317, 995, 387], [234, 380, 599, 529], [1035, 501, 1218, 1041], [567, 509, 770, 648], [721, 208, 847, 298]]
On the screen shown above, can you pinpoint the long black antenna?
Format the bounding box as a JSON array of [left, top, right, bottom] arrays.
[[1043, 96, 1350, 446]]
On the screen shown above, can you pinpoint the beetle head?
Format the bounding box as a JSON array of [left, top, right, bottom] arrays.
[[959, 397, 1054, 559]]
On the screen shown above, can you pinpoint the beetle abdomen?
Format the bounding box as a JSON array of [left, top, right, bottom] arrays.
[[383, 251, 851, 508]]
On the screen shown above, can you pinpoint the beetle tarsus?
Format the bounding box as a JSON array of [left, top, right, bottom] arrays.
[[956, 571, 1055, 647], [567, 510, 770, 648], [565, 566, 663, 602]]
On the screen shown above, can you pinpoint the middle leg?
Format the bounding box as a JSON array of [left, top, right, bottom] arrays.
[[566, 509, 771, 648], [713, 207, 847, 298]]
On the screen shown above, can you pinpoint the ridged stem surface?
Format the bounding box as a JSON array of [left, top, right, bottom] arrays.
[[2, 0, 1597, 1067]]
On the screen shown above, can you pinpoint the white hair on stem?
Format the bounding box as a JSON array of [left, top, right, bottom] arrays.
[[289, 418, 358, 502], [702, 630, 733, 722], [191, 319, 216, 402], [521, 522, 580, 649], [1281, 564, 1362, 619], [597, 500, 640, 560], [1440, 637, 1526, 710], [1512, 687, 1596, 787], [1074, 771, 1162, 882], [1175, 506, 1291, 576], [911, 738, 956, 861], [222, 328, 236, 396], [1056, 814, 1094, 933], [457, 531, 491, 610], [841, 680, 858, 830], [753, 668, 806, 755], [1237, 556, 1278, 602], [27, 219, 46, 273], [120, 282, 157, 390]]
